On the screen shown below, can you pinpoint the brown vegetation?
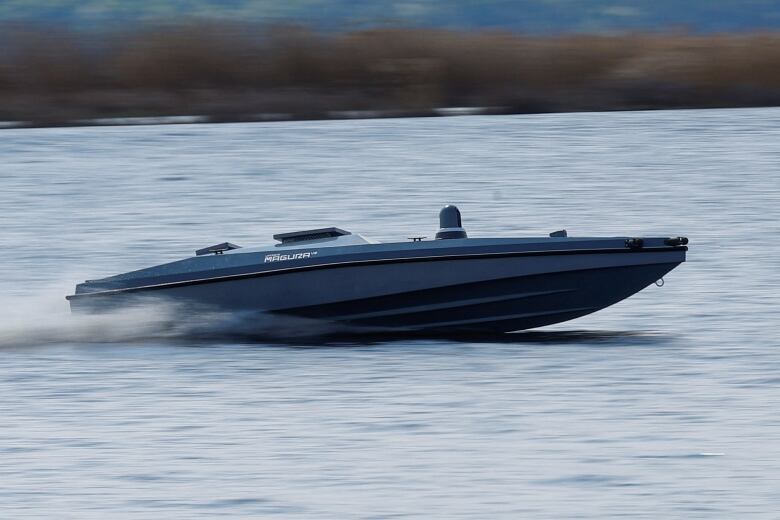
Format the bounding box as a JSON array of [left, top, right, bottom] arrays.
[[1, 23, 780, 125]]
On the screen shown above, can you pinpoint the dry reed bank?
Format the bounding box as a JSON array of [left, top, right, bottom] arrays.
[[1, 24, 780, 125]]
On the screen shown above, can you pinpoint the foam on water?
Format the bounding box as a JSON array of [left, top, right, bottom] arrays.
[[0, 284, 184, 347], [0, 282, 369, 347]]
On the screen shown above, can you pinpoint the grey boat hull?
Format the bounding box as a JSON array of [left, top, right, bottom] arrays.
[[69, 247, 684, 333]]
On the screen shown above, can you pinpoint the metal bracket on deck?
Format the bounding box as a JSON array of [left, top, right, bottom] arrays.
[[195, 242, 241, 256]]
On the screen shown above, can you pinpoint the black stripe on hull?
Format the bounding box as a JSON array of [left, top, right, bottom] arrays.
[[275, 262, 680, 332]]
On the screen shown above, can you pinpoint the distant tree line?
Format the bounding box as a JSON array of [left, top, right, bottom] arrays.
[[1, 23, 779, 125]]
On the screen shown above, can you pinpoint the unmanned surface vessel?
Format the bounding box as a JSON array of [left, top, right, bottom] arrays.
[[67, 206, 688, 332]]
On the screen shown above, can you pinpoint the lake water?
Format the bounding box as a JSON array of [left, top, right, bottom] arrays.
[[1, 108, 779, 518]]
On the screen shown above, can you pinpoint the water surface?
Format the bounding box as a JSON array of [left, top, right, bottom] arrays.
[[1, 108, 779, 518]]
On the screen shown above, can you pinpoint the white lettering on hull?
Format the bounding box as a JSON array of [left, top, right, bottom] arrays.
[[264, 251, 319, 263]]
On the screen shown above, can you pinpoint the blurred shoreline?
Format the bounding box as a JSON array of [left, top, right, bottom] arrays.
[[3, 105, 779, 131], [2, 24, 779, 129]]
